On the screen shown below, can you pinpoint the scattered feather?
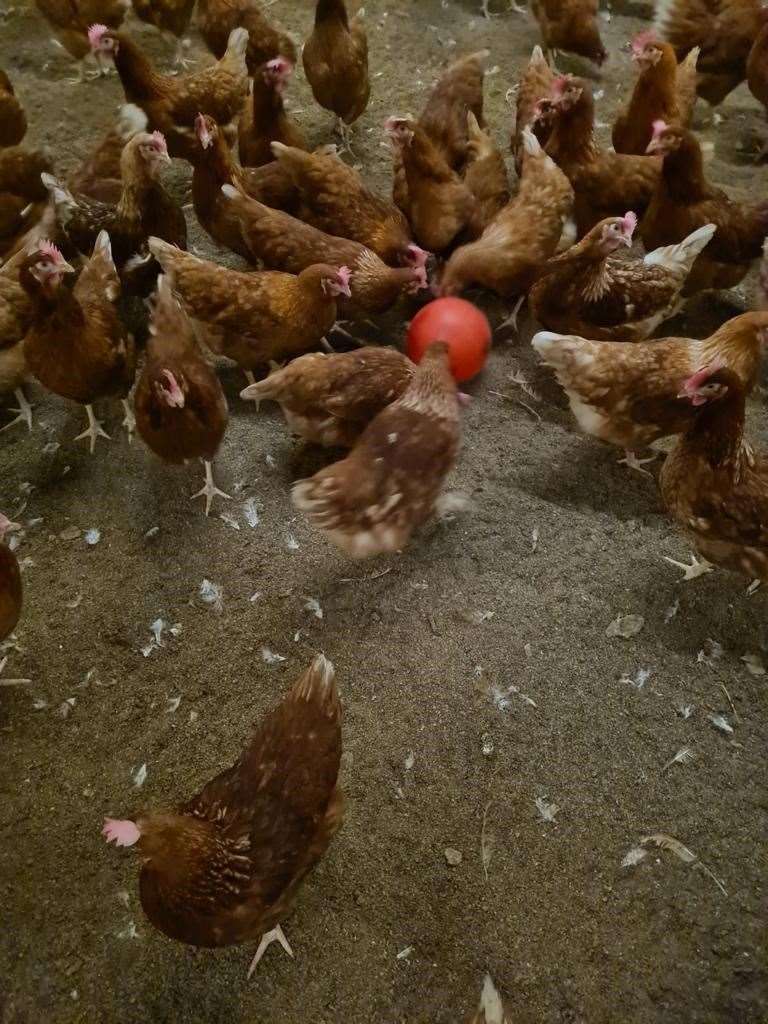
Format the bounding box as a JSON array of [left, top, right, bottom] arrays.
[[606, 614, 644, 638], [132, 763, 148, 788], [677, 703, 694, 719], [535, 797, 559, 822], [166, 696, 181, 713], [199, 579, 224, 613], [303, 596, 323, 619], [531, 526, 539, 553], [249, 591, 262, 603], [150, 618, 165, 645], [697, 638, 723, 667], [286, 534, 300, 551], [621, 845, 647, 868], [460, 609, 495, 625], [243, 498, 261, 528], [116, 890, 130, 908], [444, 847, 462, 866], [32, 697, 48, 710], [662, 747, 694, 771], [746, 579, 761, 596], [480, 800, 494, 881], [639, 833, 727, 895], [620, 667, 652, 690], [41, 441, 60, 455], [708, 713, 733, 735], [65, 593, 83, 609], [435, 490, 471, 519], [261, 646, 286, 665], [169, 623, 182, 637], [396, 946, 414, 960], [59, 526, 82, 541], [84, 528, 101, 546], [265, 454, 277, 469], [144, 526, 160, 540], [404, 751, 415, 771], [741, 652, 765, 676], [481, 733, 494, 756], [116, 919, 139, 940], [55, 698, 75, 718], [219, 513, 240, 531]]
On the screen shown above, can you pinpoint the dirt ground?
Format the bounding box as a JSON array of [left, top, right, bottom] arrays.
[[1, 1, 768, 1022]]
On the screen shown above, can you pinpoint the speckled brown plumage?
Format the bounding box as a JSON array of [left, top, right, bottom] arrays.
[[68, 104, 147, 204], [125, 656, 342, 950], [545, 78, 660, 237], [292, 342, 461, 558], [0, 249, 33, 400], [22, 235, 136, 405], [0, 538, 21, 641], [531, 0, 607, 65], [513, 46, 555, 173], [419, 51, 486, 172], [660, 366, 768, 581], [303, 0, 369, 126], [242, 347, 415, 447], [135, 276, 228, 465], [642, 125, 768, 293], [440, 130, 572, 298], [97, 28, 249, 160], [237, 63, 307, 168], [222, 186, 424, 313], [533, 312, 768, 451], [148, 240, 342, 369], [462, 113, 510, 235], [132, 0, 195, 41], [529, 218, 715, 341], [612, 41, 698, 156], [271, 143, 414, 264], [197, 0, 297, 75]]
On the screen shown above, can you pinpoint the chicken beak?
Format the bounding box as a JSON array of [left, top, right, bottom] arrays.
[[60, 259, 76, 274]]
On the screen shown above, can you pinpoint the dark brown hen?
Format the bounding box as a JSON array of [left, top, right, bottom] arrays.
[[103, 654, 343, 977], [0, 514, 22, 642]]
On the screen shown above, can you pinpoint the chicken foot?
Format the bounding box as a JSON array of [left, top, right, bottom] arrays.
[[191, 460, 231, 517], [170, 36, 194, 71], [663, 554, 714, 581], [334, 118, 356, 156], [75, 404, 111, 454], [499, 295, 526, 338], [246, 924, 294, 979], [121, 399, 136, 441], [618, 449, 657, 476], [0, 388, 34, 433]]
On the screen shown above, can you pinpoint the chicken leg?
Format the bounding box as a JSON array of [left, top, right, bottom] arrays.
[[121, 399, 136, 441], [191, 460, 230, 516], [75, 404, 111, 453], [246, 924, 294, 979], [618, 449, 656, 476], [1, 388, 34, 433]]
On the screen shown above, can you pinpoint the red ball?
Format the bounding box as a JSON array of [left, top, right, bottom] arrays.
[[406, 298, 491, 383]]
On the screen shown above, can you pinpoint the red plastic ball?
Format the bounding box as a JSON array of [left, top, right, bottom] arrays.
[[406, 298, 491, 383]]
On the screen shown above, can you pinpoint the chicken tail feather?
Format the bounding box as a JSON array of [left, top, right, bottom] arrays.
[[291, 653, 337, 711], [643, 222, 716, 275]]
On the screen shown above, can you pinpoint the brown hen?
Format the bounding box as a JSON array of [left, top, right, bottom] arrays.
[[238, 58, 307, 168], [419, 51, 487, 171], [661, 363, 768, 582], [0, 247, 35, 432], [197, 0, 296, 76], [0, 514, 22, 642], [131, 0, 196, 68], [240, 347, 415, 447], [0, 71, 26, 149], [135, 275, 229, 515], [35, 0, 128, 81], [462, 112, 510, 234], [69, 104, 148, 204], [103, 654, 343, 977], [531, 0, 607, 66], [292, 342, 461, 558], [513, 45, 556, 175]]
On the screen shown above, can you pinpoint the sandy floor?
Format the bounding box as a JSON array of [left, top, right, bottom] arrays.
[[1, 1, 768, 1022]]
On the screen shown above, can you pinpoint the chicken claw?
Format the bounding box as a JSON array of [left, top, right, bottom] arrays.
[[0, 388, 34, 433], [121, 399, 136, 441], [334, 118, 355, 156], [75, 404, 111, 454], [663, 554, 713, 581], [618, 449, 657, 476], [247, 924, 294, 978], [499, 295, 526, 338], [191, 460, 230, 516]]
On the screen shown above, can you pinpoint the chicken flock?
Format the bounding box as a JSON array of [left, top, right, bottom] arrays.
[[1, 0, 768, 1013]]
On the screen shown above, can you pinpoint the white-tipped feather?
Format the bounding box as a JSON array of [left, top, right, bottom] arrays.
[[225, 26, 250, 57], [653, 0, 679, 37], [643, 223, 716, 273], [476, 975, 505, 1024], [521, 126, 542, 155], [221, 183, 240, 200], [530, 44, 546, 65], [116, 103, 148, 141]]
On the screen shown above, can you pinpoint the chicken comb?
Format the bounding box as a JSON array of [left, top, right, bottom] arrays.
[[551, 75, 572, 96], [38, 239, 64, 264], [631, 30, 657, 54], [622, 211, 638, 234], [87, 23, 109, 47], [266, 57, 292, 75], [679, 360, 727, 397], [406, 244, 429, 268], [651, 119, 669, 140], [102, 818, 141, 847], [335, 266, 352, 288], [150, 130, 168, 152]]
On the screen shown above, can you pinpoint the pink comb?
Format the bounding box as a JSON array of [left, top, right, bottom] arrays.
[[551, 75, 571, 96], [88, 23, 109, 47], [406, 244, 429, 268], [651, 119, 668, 140], [631, 30, 657, 54], [102, 818, 141, 847], [39, 239, 64, 264], [336, 266, 352, 288], [411, 265, 428, 291], [151, 130, 167, 152], [679, 359, 727, 402], [622, 211, 638, 233]]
